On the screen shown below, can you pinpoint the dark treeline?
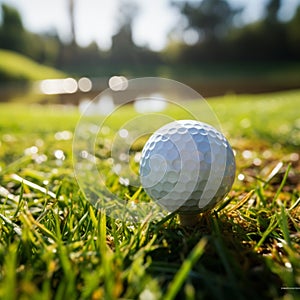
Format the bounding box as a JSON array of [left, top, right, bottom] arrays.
[[0, 4, 61, 66], [172, 0, 300, 63], [0, 0, 300, 77]]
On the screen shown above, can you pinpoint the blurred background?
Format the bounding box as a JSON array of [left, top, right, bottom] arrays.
[[0, 0, 300, 104]]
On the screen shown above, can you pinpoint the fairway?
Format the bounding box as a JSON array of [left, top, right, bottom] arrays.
[[0, 90, 299, 299]]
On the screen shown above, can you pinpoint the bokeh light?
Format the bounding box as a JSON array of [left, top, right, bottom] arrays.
[[78, 77, 92, 92], [39, 78, 78, 95], [108, 76, 128, 91]]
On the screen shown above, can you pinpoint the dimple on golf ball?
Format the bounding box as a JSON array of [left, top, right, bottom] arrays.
[[139, 120, 236, 213]]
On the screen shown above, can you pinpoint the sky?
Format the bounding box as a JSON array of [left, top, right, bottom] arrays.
[[1, 0, 299, 51]]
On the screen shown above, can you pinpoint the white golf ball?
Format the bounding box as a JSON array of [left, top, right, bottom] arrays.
[[139, 120, 235, 213]]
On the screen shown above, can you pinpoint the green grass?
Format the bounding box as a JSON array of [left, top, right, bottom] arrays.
[[0, 49, 65, 82], [0, 90, 299, 299]]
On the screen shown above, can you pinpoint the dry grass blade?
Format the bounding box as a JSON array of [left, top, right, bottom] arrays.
[[227, 189, 255, 212], [10, 174, 56, 199], [0, 213, 22, 236], [0, 186, 19, 202]]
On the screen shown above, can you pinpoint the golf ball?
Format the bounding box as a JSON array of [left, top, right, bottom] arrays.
[[139, 120, 235, 213]]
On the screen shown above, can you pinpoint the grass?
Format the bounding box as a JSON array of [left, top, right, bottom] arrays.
[[0, 89, 299, 299], [0, 49, 65, 82]]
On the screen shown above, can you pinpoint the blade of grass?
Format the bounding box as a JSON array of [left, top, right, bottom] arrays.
[[215, 195, 235, 212], [272, 163, 291, 206], [71, 210, 89, 235], [11, 174, 56, 199], [13, 184, 24, 218], [26, 211, 57, 242], [254, 215, 279, 251], [256, 185, 267, 207], [154, 211, 177, 228], [99, 209, 115, 300], [0, 155, 32, 175], [227, 189, 255, 212], [53, 212, 77, 298], [164, 237, 207, 300], [288, 197, 300, 211], [264, 162, 283, 188], [0, 213, 22, 236], [126, 186, 142, 201], [1, 243, 18, 300], [89, 204, 98, 227], [211, 215, 239, 291], [0, 185, 19, 202], [278, 205, 292, 249]]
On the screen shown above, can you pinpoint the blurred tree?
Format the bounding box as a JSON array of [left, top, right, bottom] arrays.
[[287, 5, 300, 59], [111, 23, 136, 62], [30, 33, 61, 65], [263, 0, 288, 60], [0, 4, 61, 66], [169, 0, 242, 63], [217, 0, 290, 62], [109, 0, 161, 71], [68, 0, 76, 45], [110, 1, 140, 63], [0, 4, 26, 53], [173, 0, 241, 42], [265, 0, 281, 24]]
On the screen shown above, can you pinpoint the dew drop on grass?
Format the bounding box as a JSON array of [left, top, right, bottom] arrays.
[[140, 289, 156, 300], [80, 150, 88, 159], [240, 118, 251, 128], [119, 129, 129, 138], [134, 152, 141, 163], [52, 169, 58, 174], [54, 151, 65, 166], [284, 262, 292, 269], [242, 150, 252, 159], [54, 130, 73, 140], [107, 158, 114, 165], [54, 150, 65, 160], [35, 139, 44, 147], [290, 153, 299, 161], [263, 150, 273, 159], [119, 177, 129, 186], [24, 146, 38, 155], [253, 158, 262, 166], [34, 154, 47, 164], [119, 153, 128, 162], [113, 163, 122, 174], [238, 173, 245, 181]]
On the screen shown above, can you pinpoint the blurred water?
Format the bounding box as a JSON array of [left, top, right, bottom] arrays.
[[0, 77, 107, 105], [0, 76, 190, 108], [1, 75, 300, 105]]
